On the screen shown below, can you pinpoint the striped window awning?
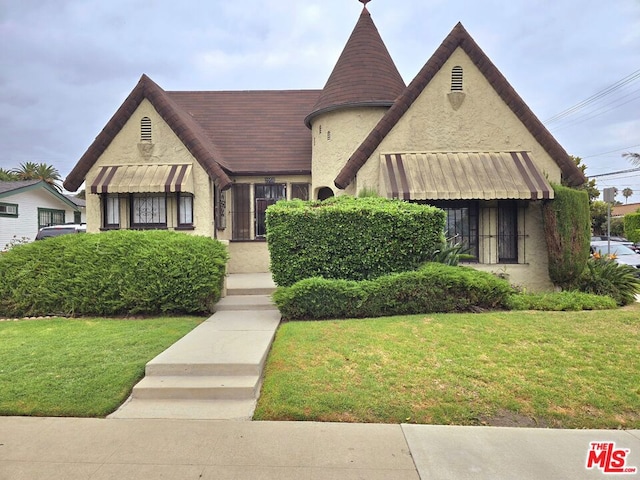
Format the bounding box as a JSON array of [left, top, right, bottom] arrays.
[[381, 152, 554, 201], [90, 164, 194, 194]]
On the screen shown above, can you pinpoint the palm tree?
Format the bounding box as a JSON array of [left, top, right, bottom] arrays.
[[623, 152, 640, 166], [622, 187, 633, 204], [0, 168, 17, 181], [11, 162, 62, 191]]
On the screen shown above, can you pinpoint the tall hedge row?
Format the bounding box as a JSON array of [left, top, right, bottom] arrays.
[[0, 230, 228, 317], [266, 196, 446, 286], [542, 184, 590, 288], [624, 213, 640, 243]]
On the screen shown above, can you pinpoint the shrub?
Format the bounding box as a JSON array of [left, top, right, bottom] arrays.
[[543, 184, 591, 289], [505, 291, 617, 311], [0, 230, 228, 317], [272, 263, 513, 320], [266, 196, 446, 286], [624, 213, 640, 243], [574, 256, 640, 306]]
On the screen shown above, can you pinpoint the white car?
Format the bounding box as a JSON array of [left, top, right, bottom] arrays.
[[35, 224, 86, 240], [590, 241, 640, 271]]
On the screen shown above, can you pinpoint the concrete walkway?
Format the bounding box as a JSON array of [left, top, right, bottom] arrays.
[[109, 273, 280, 420], [1, 417, 638, 479]]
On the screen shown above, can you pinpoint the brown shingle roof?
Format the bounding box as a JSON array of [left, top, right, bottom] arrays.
[[334, 22, 587, 190], [64, 76, 320, 191], [168, 90, 320, 175], [304, 5, 406, 127]]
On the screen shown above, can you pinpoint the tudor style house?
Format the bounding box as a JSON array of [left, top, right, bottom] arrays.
[[63, 2, 585, 291]]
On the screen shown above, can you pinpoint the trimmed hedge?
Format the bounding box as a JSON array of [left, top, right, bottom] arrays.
[[505, 291, 617, 311], [543, 184, 590, 288], [0, 230, 228, 317], [266, 196, 446, 286], [624, 213, 640, 243], [272, 263, 514, 320]]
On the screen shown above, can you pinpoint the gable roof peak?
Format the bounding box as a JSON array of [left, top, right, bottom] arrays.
[[304, 1, 406, 127], [334, 22, 586, 189], [64, 74, 233, 192]]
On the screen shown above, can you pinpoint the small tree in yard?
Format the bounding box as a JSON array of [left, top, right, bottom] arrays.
[[543, 184, 591, 289]]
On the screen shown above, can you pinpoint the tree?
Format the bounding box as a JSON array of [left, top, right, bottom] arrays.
[[564, 156, 599, 202], [622, 187, 633, 204], [10, 162, 62, 192], [0, 168, 17, 181], [623, 152, 640, 165]]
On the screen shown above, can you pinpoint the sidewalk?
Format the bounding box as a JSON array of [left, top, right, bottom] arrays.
[[1, 417, 638, 479]]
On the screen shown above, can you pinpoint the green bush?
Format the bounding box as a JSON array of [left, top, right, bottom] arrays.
[[574, 256, 640, 306], [273, 263, 513, 320], [0, 230, 228, 317], [543, 184, 591, 289], [266, 196, 446, 287], [624, 213, 640, 243], [505, 291, 617, 311]]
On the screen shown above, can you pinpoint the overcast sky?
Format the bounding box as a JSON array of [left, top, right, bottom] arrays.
[[1, 0, 639, 200]]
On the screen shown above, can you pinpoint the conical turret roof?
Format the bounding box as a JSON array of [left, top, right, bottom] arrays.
[[305, 4, 406, 127]]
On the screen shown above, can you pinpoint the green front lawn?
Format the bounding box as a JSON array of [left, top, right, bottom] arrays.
[[0, 317, 202, 417], [254, 303, 640, 429]]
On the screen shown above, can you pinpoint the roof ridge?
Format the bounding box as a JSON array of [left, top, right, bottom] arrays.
[[334, 22, 586, 189]]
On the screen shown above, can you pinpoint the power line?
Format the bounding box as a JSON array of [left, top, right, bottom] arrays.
[[543, 68, 640, 125], [589, 167, 640, 178], [582, 144, 640, 159]]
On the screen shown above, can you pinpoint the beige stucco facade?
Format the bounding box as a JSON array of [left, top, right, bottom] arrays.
[[76, 35, 571, 291], [306, 47, 559, 291], [351, 48, 562, 191], [310, 107, 387, 199], [84, 99, 214, 236]]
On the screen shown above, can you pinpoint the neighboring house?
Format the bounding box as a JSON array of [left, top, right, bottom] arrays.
[[64, 195, 87, 223], [0, 180, 81, 249], [63, 3, 585, 291], [612, 202, 640, 218]]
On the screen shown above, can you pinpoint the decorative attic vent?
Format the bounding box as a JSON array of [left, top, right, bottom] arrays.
[[451, 66, 464, 91], [140, 117, 152, 142]]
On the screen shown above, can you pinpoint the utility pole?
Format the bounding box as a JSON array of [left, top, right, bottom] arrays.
[[602, 187, 616, 256]]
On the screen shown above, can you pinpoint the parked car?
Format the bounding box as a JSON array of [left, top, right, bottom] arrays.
[[590, 241, 640, 273], [35, 224, 86, 240]]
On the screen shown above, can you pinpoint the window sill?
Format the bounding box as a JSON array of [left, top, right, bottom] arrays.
[[175, 226, 195, 231], [230, 238, 267, 242], [100, 227, 120, 231]]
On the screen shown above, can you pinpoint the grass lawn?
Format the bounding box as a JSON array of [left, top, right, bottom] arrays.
[[254, 303, 640, 429], [0, 317, 202, 417]]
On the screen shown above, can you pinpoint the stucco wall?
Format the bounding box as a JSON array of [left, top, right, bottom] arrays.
[[472, 202, 554, 292], [83, 99, 214, 236], [353, 47, 563, 192], [310, 106, 387, 198], [227, 241, 271, 273]]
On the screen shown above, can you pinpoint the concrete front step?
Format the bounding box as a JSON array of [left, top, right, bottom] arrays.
[[216, 295, 278, 311], [108, 398, 257, 420], [146, 362, 262, 377], [132, 375, 261, 400], [227, 286, 276, 296]]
